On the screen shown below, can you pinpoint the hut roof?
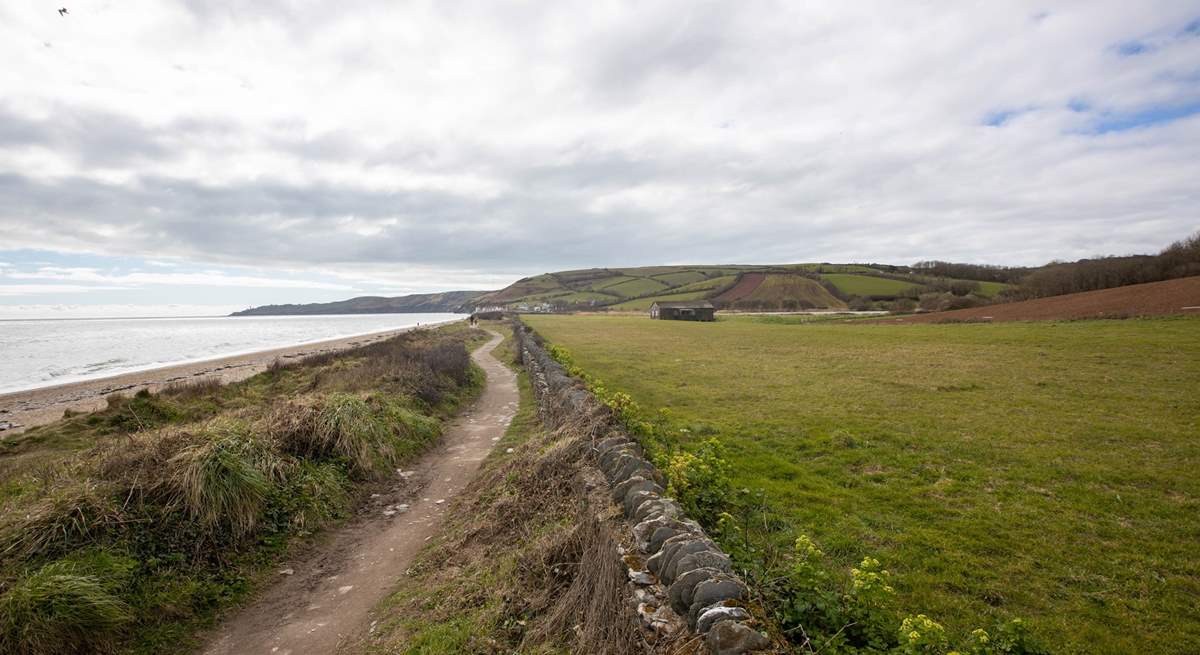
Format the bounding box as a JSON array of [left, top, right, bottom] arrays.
[[651, 301, 715, 309]]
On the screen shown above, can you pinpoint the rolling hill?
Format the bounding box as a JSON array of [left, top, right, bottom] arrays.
[[231, 290, 486, 316], [471, 263, 1000, 311], [231, 263, 1013, 316]]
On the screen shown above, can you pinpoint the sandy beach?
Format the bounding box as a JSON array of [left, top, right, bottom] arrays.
[[0, 321, 458, 435]]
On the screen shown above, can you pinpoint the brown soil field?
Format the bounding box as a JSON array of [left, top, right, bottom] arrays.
[[878, 276, 1200, 324], [714, 271, 766, 301]]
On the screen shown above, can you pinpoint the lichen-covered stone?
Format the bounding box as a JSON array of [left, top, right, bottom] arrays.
[[611, 475, 661, 504], [613, 457, 657, 485], [648, 533, 699, 575], [647, 522, 701, 554], [668, 566, 723, 614], [705, 621, 770, 654], [624, 488, 665, 517], [689, 576, 746, 617], [661, 539, 716, 584], [633, 515, 679, 551], [595, 436, 634, 454], [674, 550, 733, 580], [634, 497, 683, 523], [600, 448, 639, 476], [696, 604, 752, 635]]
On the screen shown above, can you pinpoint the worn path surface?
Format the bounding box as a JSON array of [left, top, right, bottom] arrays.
[[199, 329, 517, 655]]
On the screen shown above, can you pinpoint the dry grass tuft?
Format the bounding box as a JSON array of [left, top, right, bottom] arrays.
[[0, 561, 131, 655], [268, 393, 395, 477], [524, 517, 643, 654], [167, 419, 285, 538], [161, 377, 223, 399], [0, 480, 124, 563]]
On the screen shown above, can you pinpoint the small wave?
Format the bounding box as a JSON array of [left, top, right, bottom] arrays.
[[83, 358, 128, 373]]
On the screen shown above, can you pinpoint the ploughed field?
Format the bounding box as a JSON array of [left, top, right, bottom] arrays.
[[881, 276, 1200, 323], [524, 314, 1200, 654]]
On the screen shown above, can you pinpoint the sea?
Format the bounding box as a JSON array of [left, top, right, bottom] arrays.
[[0, 313, 461, 394]]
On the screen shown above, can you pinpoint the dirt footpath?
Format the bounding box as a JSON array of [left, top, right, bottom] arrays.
[[198, 329, 517, 655]]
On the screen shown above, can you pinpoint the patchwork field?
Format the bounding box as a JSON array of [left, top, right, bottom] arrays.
[[822, 273, 919, 297], [524, 314, 1200, 654]]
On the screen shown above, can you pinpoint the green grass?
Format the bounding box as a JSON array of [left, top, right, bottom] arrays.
[[652, 271, 708, 286], [672, 274, 739, 294], [588, 275, 639, 291], [822, 273, 919, 296], [601, 276, 671, 298], [974, 280, 1011, 297], [607, 290, 710, 311], [524, 314, 1200, 655]]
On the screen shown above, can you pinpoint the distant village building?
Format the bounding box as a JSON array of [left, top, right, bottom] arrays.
[[649, 300, 715, 321]]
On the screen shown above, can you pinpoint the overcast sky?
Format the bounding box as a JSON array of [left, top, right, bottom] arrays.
[[1, 1, 1198, 316]]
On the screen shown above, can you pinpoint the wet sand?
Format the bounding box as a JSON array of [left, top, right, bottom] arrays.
[[0, 321, 459, 435]]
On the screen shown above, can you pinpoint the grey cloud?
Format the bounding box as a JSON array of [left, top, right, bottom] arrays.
[[2, 0, 1198, 293]]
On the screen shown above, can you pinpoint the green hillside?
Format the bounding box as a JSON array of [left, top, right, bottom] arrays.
[[470, 263, 1013, 312], [472, 265, 763, 310], [823, 273, 919, 297]]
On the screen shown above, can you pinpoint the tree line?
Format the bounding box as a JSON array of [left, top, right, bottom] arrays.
[[915, 230, 1200, 301]]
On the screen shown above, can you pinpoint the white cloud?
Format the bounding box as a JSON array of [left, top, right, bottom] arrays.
[[4, 267, 356, 290], [0, 0, 1196, 305], [0, 304, 242, 318]]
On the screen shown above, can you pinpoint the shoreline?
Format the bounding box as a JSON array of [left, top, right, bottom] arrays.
[[0, 320, 459, 435]]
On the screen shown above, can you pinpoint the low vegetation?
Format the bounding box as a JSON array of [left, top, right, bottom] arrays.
[[349, 325, 648, 655], [526, 314, 1200, 655], [0, 325, 485, 654]]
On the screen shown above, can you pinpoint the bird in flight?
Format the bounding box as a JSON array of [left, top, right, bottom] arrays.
[[58, 7, 68, 16]]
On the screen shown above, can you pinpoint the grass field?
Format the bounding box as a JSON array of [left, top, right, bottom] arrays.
[[822, 273, 919, 297], [607, 290, 711, 310], [524, 314, 1200, 654], [602, 276, 671, 298], [974, 280, 1011, 297]]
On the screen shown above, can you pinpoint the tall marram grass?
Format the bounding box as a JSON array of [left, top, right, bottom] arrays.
[[168, 419, 288, 539], [0, 561, 131, 655], [269, 393, 401, 477], [0, 480, 124, 563]]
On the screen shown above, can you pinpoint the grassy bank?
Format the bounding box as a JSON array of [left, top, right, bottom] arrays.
[[0, 325, 485, 655], [350, 322, 649, 655], [524, 314, 1200, 654]]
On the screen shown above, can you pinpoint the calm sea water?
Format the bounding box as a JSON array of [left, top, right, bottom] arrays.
[[0, 313, 461, 394]]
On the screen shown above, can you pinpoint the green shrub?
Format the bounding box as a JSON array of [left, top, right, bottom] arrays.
[[168, 420, 280, 538], [316, 394, 393, 475], [0, 480, 123, 562], [663, 438, 733, 520], [0, 561, 131, 655], [271, 461, 352, 534], [377, 398, 442, 460]]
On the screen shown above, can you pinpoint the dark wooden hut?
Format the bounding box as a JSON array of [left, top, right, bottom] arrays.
[[649, 300, 715, 321]]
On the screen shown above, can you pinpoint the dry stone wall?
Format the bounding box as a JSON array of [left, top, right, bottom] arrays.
[[514, 322, 772, 655]]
